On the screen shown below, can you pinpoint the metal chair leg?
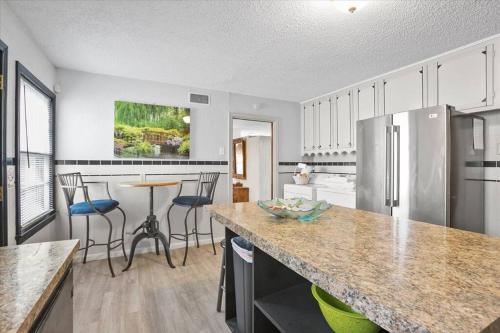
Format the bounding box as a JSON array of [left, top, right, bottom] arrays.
[[83, 216, 90, 264], [209, 216, 216, 255], [194, 207, 200, 248], [101, 214, 115, 278], [183, 207, 193, 266], [68, 215, 73, 239], [216, 241, 225, 312], [117, 207, 128, 261], [166, 203, 174, 246]]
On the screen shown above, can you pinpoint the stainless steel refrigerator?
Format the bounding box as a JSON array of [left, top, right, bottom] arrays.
[[356, 105, 485, 233]]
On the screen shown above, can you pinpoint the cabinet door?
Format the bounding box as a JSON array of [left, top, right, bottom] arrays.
[[313, 101, 320, 151], [353, 83, 377, 149], [357, 83, 377, 121], [383, 67, 424, 114], [336, 90, 353, 149], [318, 98, 332, 151], [437, 45, 491, 110], [303, 103, 314, 152]]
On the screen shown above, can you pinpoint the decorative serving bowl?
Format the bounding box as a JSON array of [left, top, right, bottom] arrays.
[[257, 198, 331, 222]]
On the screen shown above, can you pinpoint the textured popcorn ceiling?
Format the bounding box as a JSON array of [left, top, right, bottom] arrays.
[[6, 0, 500, 102]]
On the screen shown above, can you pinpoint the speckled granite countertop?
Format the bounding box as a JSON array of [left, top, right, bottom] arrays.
[[0, 240, 79, 333], [209, 203, 500, 333]]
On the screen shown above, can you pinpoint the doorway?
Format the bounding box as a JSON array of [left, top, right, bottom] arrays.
[[229, 115, 277, 203], [0, 39, 7, 246]]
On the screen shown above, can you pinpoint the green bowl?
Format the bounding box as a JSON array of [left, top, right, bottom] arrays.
[[257, 198, 330, 222], [311, 285, 380, 333]]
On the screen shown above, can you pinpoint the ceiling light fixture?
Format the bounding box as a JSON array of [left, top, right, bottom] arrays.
[[333, 1, 367, 14]]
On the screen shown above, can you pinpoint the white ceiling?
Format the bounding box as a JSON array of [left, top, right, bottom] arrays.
[[6, 0, 500, 102]]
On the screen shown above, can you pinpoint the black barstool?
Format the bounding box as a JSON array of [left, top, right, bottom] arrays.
[[167, 172, 220, 265], [216, 239, 226, 312], [57, 172, 127, 277]]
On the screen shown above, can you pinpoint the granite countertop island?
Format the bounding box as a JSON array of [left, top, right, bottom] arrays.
[[209, 202, 500, 333], [0, 240, 79, 333]]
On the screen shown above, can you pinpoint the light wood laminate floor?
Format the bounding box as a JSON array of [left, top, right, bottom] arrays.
[[74, 245, 229, 333]]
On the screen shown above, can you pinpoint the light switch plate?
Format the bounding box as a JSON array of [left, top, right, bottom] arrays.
[[218, 147, 225, 156], [497, 142, 500, 155]]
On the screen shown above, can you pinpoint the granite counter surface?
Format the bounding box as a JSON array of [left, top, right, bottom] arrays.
[[209, 202, 500, 333], [0, 240, 79, 333]]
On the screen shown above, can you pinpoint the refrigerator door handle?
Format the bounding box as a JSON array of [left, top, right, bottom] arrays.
[[385, 126, 392, 206], [392, 126, 400, 207]]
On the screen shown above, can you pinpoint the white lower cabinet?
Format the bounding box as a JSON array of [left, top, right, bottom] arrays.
[[434, 44, 494, 111]]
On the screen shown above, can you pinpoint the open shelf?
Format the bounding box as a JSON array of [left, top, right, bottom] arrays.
[[254, 283, 332, 333]]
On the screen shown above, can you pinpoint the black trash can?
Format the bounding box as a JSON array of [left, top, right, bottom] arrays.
[[231, 236, 253, 333]]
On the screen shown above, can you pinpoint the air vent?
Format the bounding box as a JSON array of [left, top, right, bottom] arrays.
[[189, 93, 210, 105]]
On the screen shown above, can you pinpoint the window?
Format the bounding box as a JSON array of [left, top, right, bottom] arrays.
[[15, 62, 56, 243]]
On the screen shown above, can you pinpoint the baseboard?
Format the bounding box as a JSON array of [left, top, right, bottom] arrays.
[[75, 236, 225, 263]]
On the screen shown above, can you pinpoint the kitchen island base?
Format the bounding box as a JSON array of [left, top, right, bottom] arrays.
[[224, 227, 386, 333]]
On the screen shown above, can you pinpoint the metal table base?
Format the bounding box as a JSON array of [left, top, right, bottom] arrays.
[[123, 186, 175, 271]]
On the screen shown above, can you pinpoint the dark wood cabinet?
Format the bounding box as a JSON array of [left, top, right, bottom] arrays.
[[32, 266, 73, 333], [233, 186, 249, 203]]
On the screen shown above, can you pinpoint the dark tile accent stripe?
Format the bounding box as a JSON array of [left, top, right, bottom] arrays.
[[6, 157, 16, 165], [465, 161, 498, 167], [55, 159, 229, 166]]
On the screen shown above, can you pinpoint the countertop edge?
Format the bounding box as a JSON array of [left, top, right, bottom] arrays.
[[209, 208, 431, 333], [15, 240, 80, 333]]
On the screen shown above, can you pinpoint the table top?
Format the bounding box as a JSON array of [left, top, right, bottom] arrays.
[[208, 202, 500, 333], [0, 240, 79, 333], [120, 180, 179, 188]]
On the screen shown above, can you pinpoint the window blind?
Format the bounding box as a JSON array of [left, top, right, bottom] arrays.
[[18, 77, 54, 229]]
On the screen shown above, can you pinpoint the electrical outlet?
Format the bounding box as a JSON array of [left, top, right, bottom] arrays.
[[219, 147, 225, 156], [497, 142, 500, 155]]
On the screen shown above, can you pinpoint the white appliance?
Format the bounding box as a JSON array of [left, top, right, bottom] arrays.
[[316, 188, 355, 209], [284, 174, 356, 208]]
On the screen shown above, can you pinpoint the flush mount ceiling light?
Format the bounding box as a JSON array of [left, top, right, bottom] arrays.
[[333, 1, 367, 14]]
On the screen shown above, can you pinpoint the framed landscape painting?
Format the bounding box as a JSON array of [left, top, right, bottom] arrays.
[[114, 101, 190, 159]]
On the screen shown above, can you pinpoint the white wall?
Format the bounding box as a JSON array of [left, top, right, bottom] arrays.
[[55, 69, 300, 260], [0, 2, 60, 245]]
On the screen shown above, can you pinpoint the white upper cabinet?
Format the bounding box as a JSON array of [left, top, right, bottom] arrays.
[[382, 66, 424, 115], [318, 97, 332, 151], [302, 102, 314, 153], [335, 90, 353, 150], [300, 36, 497, 156], [356, 82, 377, 121], [434, 44, 494, 111], [353, 82, 377, 149]]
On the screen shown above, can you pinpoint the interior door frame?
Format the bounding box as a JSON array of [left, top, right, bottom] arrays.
[[228, 113, 278, 202], [0, 39, 8, 246]]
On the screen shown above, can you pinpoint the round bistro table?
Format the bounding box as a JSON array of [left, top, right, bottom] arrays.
[[120, 180, 179, 271]]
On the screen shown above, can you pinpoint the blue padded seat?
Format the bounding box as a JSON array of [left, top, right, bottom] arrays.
[[172, 196, 211, 206], [70, 199, 119, 215]]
